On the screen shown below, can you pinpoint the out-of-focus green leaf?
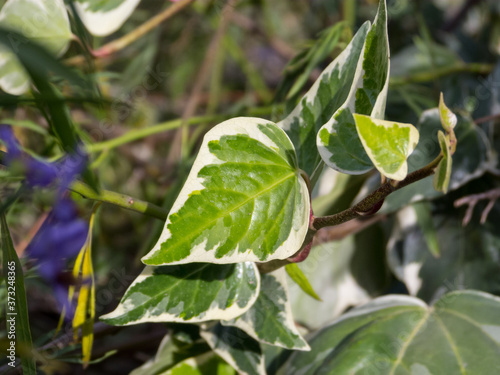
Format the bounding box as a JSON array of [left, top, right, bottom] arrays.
[[200, 324, 265, 375], [1, 214, 36, 374], [388, 211, 500, 301], [100, 263, 260, 325], [413, 201, 440, 257], [286, 291, 500, 374], [160, 352, 236, 375], [289, 225, 389, 330], [75, 0, 141, 37], [0, 0, 72, 95], [130, 333, 210, 375], [285, 263, 321, 301], [141, 118, 310, 265], [222, 269, 309, 351]]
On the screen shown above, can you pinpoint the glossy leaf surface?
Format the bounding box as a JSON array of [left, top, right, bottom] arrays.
[[142, 118, 310, 265]]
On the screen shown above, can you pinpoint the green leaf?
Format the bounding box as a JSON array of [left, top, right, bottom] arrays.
[[388, 212, 500, 301], [285, 263, 321, 301], [1, 214, 36, 374], [100, 262, 260, 325], [316, 0, 392, 176], [277, 21, 371, 177], [439, 93, 458, 132], [355, 114, 419, 180], [222, 269, 310, 351], [289, 225, 389, 330], [286, 291, 500, 374], [365, 108, 494, 213], [0, 0, 72, 95], [142, 118, 310, 265], [200, 324, 266, 375], [130, 333, 211, 375], [413, 201, 440, 257], [161, 353, 236, 375], [317, 108, 373, 175], [75, 0, 141, 36], [433, 130, 452, 193]]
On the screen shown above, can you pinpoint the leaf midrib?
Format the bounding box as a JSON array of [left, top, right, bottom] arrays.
[[160, 170, 297, 259]]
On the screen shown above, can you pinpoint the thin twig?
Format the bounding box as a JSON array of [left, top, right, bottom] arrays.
[[474, 113, 500, 125], [65, 0, 196, 66], [168, 0, 238, 163], [454, 187, 500, 225]]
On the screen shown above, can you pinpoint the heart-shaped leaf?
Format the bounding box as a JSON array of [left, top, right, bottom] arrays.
[[0, 0, 72, 95], [286, 291, 500, 374], [100, 262, 260, 325], [75, 0, 142, 37], [355, 114, 419, 180], [200, 324, 266, 375], [142, 118, 310, 265], [222, 269, 310, 351]]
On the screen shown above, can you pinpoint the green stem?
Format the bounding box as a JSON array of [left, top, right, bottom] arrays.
[[70, 181, 168, 220], [312, 155, 443, 230], [87, 105, 279, 153], [66, 0, 196, 66], [389, 63, 494, 87]]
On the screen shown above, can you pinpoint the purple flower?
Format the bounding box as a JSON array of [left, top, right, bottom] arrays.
[[1, 124, 89, 314]]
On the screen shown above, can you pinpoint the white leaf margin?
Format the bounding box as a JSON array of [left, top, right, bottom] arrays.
[[142, 117, 311, 266], [222, 269, 310, 351], [100, 262, 261, 324], [75, 0, 141, 37]]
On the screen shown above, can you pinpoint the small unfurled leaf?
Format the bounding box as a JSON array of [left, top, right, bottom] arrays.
[[0, 0, 72, 95], [200, 324, 266, 375], [278, 21, 371, 177], [317, 0, 391, 176], [355, 114, 419, 180], [1, 214, 36, 374], [285, 263, 321, 301], [75, 0, 142, 36], [439, 93, 457, 132], [142, 118, 310, 265], [222, 269, 310, 351], [433, 131, 452, 193], [286, 291, 500, 375], [100, 262, 260, 325]]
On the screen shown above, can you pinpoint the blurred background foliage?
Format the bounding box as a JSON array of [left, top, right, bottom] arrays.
[[1, 0, 500, 373]]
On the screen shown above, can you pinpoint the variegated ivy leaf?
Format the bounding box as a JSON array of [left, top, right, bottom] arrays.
[[200, 324, 266, 375], [100, 263, 260, 325], [277, 21, 371, 177], [75, 0, 142, 37], [161, 353, 236, 375], [142, 118, 310, 266], [222, 269, 310, 351], [433, 130, 452, 193], [355, 114, 419, 181], [0, 0, 72, 95], [439, 93, 457, 132], [317, 0, 391, 175]]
